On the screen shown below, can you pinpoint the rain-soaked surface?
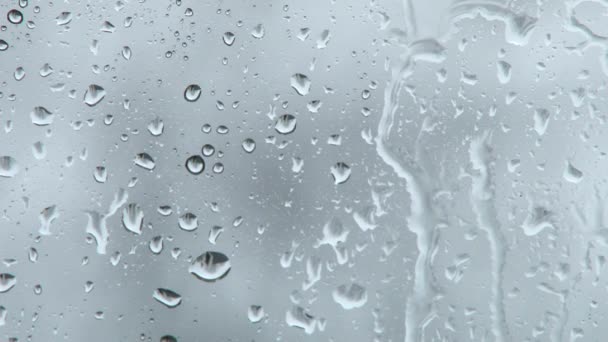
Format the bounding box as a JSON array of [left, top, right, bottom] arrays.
[[0, 0, 607, 341]]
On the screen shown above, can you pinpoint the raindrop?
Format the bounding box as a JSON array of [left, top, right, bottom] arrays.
[[122, 203, 144, 235], [178, 212, 198, 231], [83, 84, 106, 106], [212, 162, 224, 174], [134, 153, 155, 170], [222, 32, 236, 46], [157, 205, 172, 216], [153, 288, 182, 308], [251, 24, 265, 39], [14, 67, 25, 81], [149, 236, 163, 254], [208, 225, 223, 244], [0, 40, 8, 51], [189, 251, 231, 281], [100, 21, 115, 33], [39, 205, 59, 235], [563, 161, 583, 184], [39, 63, 53, 77], [201, 144, 215, 156], [248, 305, 264, 323], [290, 73, 311, 96], [275, 114, 297, 134], [0, 274, 16, 293], [7, 10, 23, 24], [121, 46, 132, 60], [94, 166, 107, 183], [56, 12, 72, 25], [184, 84, 201, 102], [332, 283, 367, 309], [330, 162, 351, 184], [185, 155, 205, 175], [0, 156, 19, 178], [30, 106, 54, 126], [160, 336, 177, 342], [242, 138, 256, 153], [147, 117, 164, 136]]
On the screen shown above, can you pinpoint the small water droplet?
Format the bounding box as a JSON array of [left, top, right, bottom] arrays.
[[0, 274, 16, 293], [178, 212, 198, 231], [251, 24, 265, 39], [563, 161, 583, 184], [94, 166, 107, 183], [248, 305, 265, 323], [0, 40, 8, 51], [330, 162, 351, 184], [149, 236, 163, 254], [56, 12, 72, 25], [332, 283, 367, 309], [242, 138, 256, 153], [222, 32, 236, 46], [30, 106, 54, 126], [83, 84, 106, 106], [134, 153, 156, 170], [184, 84, 201, 102], [161, 335, 177, 342], [0, 156, 19, 178], [153, 288, 182, 308], [122, 203, 144, 235], [121, 46, 132, 60], [212, 162, 224, 174], [14, 67, 25, 81], [147, 117, 164, 136]]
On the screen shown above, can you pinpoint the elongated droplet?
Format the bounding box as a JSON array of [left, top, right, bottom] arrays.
[[189, 251, 231, 281], [134, 153, 155, 170], [83, 84, 106, 106], [122, 203, 144, 235], [153, 288, 182, 308], [290, 73, 311, 96]]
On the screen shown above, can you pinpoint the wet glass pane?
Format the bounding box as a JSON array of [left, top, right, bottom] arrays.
[[0, 0, 605, 341]]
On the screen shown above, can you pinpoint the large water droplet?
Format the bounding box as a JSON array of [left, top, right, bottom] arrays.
[[330, 162, 351, 184], [0, 156, 19, 178], [7, 9, 23, 24], [153, 288, 182, 308], [184, 84, 201, 102], [122, 203, 144, 235], [178, 212, 198, 231], [290, 73, 311, 96], [185, 156, 205, 175], [275, 114, 297, 134], [189, 251, 231, 281], [0, 274, 16, 293], [30, 106, 54, 126], [83, 84, 106, 106], [134, 153, 156, 170]]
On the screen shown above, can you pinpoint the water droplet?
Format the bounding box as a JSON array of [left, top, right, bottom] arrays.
[[14, 67, 25, 81], [242, 138, 256, 153], [185, 8, 193, 16], [189, 251, 231, 281], [178, 212, 198, 231], [0, 40, 8, 51], [56, 12, 72, 25], [184, 84, 201, 102], [147, 117, 164, 136], [39, 205, 59, 235], [563, 161, 583, 184], [32, 141, 46, 160], [0, 274, 16, 293], [248, 305, 264, 323], [216, 125, 229, 134], [121, 46, 132, 60], [286, 306, 317, 334], [330, 162, 351, 184], [332, 283, 367, 309], [122, 203, 144, 235], [212, 162, 224, 174], [251, 24, 265, 39], [30, 106, 54, 126], [208, 225, 223, 244], [33, 284, 42, 295], [160, 336, 177, 342], [290, 73, 311, 96], [157, 205, 173, 216], [153, 288, 182, 308], [0, 156, 19, 178], [149, 236, 163, 254], [83, 84, 106, 106], [28, 248, 38, 263], [101, 21, 115, 33], [94, 166, 107, 183], [19, 0, 28, 8], [39, 63, 53, 77], [134, 153, 156, 170], [185, 155, 205, 175], [497, 61, 512, 84], [7, 10, 23, 24], [201, 144, 215, 157], [222, 32, 236, 46], [275, 114, 297, 134]]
